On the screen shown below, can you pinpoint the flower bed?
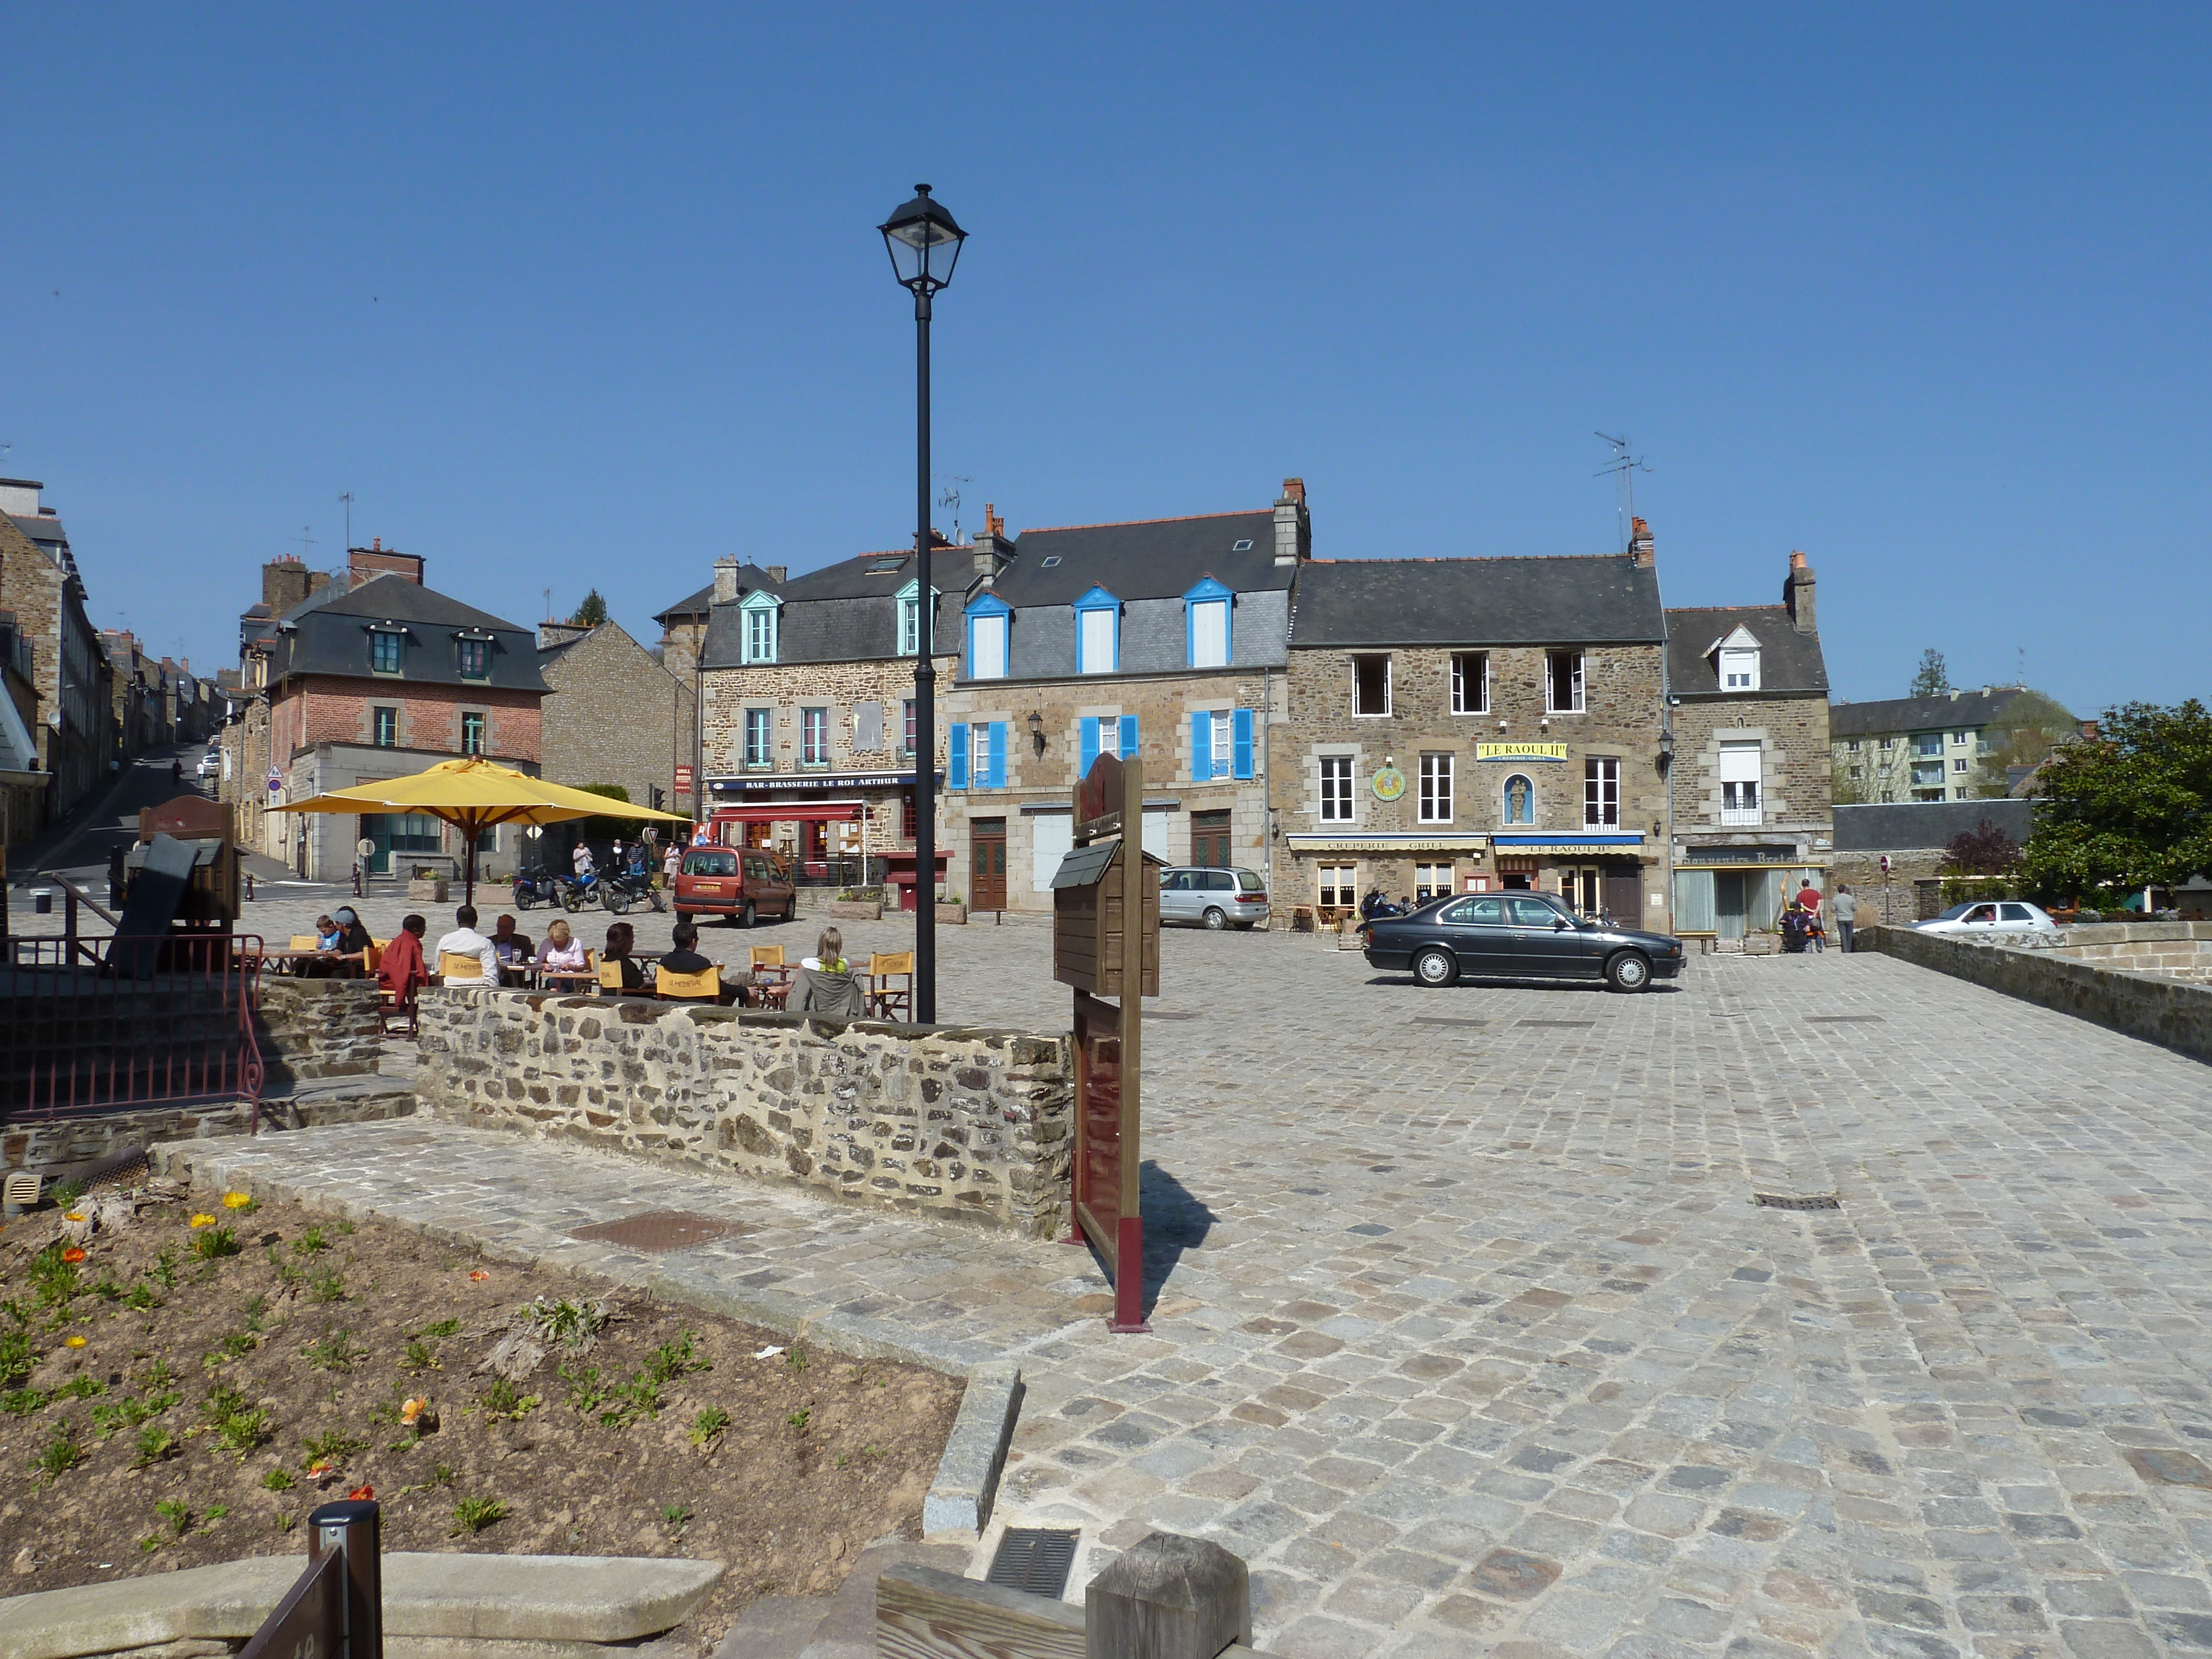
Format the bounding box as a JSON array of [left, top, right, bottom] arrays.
[[0, 1184, 962, 1647]]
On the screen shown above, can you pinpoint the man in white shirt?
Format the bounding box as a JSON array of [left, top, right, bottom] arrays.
[[433, 905, 502, 985]]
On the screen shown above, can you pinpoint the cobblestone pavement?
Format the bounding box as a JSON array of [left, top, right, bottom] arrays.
[[152, 921, 2212, 1659]]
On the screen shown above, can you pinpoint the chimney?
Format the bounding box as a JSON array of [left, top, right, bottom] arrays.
[[347, 544, 425, 587], [262, 557, 314, 613], [970, 503, 1015, 587], [1628, 516, 1655, 569], [764, 566, 787, 585], [713, 557, 741, 604], [538, 621, 590, 650], [1783, 549, 1815, 634], [1273, 478, 1310, 566]]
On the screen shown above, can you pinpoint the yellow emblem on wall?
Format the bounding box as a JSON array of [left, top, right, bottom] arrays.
[[1371, 764, 1406, 802]]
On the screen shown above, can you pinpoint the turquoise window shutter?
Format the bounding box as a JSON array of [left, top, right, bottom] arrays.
[[1190, 712, 1211, 781], [1233, 708, 1255, 779], [949, 723, 969, 790], [1079, 717, 1099, 779], [987, 722, 1007, 787], [1118, 715, 1138, 760]]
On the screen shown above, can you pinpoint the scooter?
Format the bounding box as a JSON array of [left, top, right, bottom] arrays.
[[512, 867, 562, 911]]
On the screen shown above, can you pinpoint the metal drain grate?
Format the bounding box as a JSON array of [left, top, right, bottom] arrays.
[[1752, 1192, 1843, 1211], [568, 1209, 752, 1253], [987, 1527, 1079, 1598], [1412, 1016, 1487, 1027], [1807, 1015, 1884, 1023], [1518, 1019, 1595, 1029]]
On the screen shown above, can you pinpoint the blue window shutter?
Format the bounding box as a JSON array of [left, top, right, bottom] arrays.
[[987, 722, 1007, 787], [1190, 712, 1211, 781], [949, 723, 969, 790], [1119, 714, 1138, 760], [1079, 717, 1099, 779], [1233, 707, 1255, 780]]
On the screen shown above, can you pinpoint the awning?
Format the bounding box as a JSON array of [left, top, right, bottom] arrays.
[[1283, 832, 1488, 854], [709, 801, 864, 825], [1489, 845, 1654, 859]]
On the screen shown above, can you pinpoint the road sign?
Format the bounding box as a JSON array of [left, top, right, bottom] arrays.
[[674, 764, 695, 792]]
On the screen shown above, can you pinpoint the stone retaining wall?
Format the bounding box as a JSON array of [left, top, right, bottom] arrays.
[[2035, 921, 2212, 984], [1861, 924, 2212, 1066], [255, 977, 384, 1090], [415, 989, 1074, 1237]]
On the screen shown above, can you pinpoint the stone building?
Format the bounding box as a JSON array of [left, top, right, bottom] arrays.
[[535, 619, 695, 822], [0, 603, 41, 849], [1274, 519, 1668, 924], [1831, 685, 2027, 804], [225, 544, 545, 880], [0, 479, 112, 816], [1831, 797, 2036, 926], [1662, 551, 1833, 941]]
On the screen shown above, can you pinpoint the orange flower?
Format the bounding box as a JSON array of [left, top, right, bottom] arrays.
[[400, 1397, 428, 1425], [468, 1270, 491, 1282], [60, 1246, 86, 1264], [306, 1459, 333, 1477], [348, 1485, 374, 1501], [63, 1211, 86, 1223]]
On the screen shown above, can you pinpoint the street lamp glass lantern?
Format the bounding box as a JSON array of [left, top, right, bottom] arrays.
[[880, 184, 966, 294]]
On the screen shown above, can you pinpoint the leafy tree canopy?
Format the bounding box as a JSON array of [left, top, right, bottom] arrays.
[[1976, 688, 2078, 796], [1909, 648, 1950, 697], [2021, 701, 2212, 896], [1946, 820, 2022, 875], [568, 589, 609, 627]]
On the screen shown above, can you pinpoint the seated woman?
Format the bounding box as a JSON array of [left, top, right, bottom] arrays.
[[602, 921, 648, 992], [791, 926, 865, 1018], [534, 916, 589, 980], [330, 906, 375, 977]]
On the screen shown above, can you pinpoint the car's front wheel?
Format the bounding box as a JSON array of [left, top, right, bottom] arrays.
[[1604, 951, 1651, 993], [1414, 946, 1459, 988]]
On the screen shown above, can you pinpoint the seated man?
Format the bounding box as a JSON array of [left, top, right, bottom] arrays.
[[433, 905, 502, 985], [657, 921, 748, 1005]]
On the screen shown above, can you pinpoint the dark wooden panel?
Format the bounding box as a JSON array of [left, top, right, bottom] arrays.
[[876, 1562, 1086, 1659]]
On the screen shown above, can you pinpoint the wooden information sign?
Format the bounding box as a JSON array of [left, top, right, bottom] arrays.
[[1050, 752, 1161, 1332]]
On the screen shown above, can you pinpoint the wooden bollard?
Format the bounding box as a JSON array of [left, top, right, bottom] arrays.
[[1086, 1531, 1250, 1659]]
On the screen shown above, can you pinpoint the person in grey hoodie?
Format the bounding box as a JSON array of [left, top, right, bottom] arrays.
[[792, 926, 866, 1018], [1831, 884, 1858, 953]]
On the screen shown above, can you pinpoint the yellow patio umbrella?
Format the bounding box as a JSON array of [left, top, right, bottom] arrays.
[[274, 757, 688, 906]]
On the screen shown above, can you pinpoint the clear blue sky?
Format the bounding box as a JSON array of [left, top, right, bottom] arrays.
[[11, 6, 2208, 715]]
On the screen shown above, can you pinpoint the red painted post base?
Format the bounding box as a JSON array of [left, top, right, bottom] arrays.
[[1107, 1214, 1150, 1334]]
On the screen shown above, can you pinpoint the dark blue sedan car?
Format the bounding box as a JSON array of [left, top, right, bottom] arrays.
[[1361, 890, 1686, 992]]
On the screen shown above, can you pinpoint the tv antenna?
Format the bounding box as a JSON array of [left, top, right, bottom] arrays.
[[1594, 432, 1650, 546], [297, 525, 317, 561], [339, 492, 354, 549], [936, 474, 973, 540]]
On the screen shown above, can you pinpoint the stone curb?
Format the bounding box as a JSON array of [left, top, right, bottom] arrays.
[[0, 1553, 723, 1659], [922, 1360, 1024, 1536]]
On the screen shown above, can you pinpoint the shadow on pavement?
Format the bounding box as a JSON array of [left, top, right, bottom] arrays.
[[1136, 1159, 1217, 1319]]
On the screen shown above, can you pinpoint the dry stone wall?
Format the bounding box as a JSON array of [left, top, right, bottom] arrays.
[[415, 989, 1075, 1237]]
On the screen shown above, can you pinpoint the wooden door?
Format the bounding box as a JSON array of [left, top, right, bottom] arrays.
[[1191, 809, 1232, 868], [971, 817, 1008, 911], [1602, 867, 1642, 927]]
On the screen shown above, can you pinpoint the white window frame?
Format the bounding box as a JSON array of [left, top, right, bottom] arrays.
[[1352, 654, 1392, 717], [899, 596, 922, 656], [744, 606, 776, 664], [1317, 863, 1359, 909], [1583, 756, 1620, 828], [1720, 740, 1761, 825], [1414, 862, 1453, 901], [1545, 650, 1585, 713], [1451, 651, 1489, 714], [1189, 599, 1229, 669], [1952, 756, 1969, 773], [1207, 709, 1233, 780], [1078, 606, 1118, 675], [1719, 648, 1760, 691], [1319, 755, 1354, 823], [1418, 753, 1453, 824], [800, 706, 830, 766], [743, 707, 774, 769], [969, 612, 1008, 680]]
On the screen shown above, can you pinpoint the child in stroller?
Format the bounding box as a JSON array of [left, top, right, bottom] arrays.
[[1781, 904, 1813, 953]]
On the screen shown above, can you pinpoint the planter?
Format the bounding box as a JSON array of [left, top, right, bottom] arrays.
[[825, 900, 882, 921], [935, 902, 968, 925], [1740, 933, 1777, 956], [407, 878, 449, 903]]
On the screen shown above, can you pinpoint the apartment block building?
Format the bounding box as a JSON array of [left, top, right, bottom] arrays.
[[1830, 686, 2025, 803]]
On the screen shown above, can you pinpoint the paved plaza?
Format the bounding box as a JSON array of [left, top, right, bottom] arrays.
[[59, 906, 2212, 1659]]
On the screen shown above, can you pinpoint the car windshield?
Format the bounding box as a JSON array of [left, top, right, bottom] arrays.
[[1936, 903, 1976, 920], [1234, 869, 1265, 893]]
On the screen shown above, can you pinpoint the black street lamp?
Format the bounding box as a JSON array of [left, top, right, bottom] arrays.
[[880, 183, 966, 1024]]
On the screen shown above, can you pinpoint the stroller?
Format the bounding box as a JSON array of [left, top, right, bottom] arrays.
[[1780, 907, 1813, 953]]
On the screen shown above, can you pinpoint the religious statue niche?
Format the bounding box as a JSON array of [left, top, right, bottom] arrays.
[[1504, 773, 1535, 825]]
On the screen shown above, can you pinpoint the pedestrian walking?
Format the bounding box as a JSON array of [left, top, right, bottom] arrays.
[[1832, 884, 1858, 953]]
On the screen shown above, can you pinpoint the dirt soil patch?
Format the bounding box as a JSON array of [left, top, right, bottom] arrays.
[[0, 1181, 963, 1651]]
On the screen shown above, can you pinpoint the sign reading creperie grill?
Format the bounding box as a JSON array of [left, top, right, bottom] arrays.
[[1475, 742, 1569, 763], [674, 764, 695, 792]]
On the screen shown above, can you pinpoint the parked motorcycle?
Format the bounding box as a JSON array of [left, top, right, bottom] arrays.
[[600, 865, 665, 915], [512, 867, 562, 910], [556, 869, 601, 912]]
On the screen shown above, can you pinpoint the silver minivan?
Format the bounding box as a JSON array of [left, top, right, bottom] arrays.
[[1158, 866, 1270, 931]]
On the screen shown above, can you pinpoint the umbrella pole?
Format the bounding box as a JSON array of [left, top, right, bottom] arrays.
[[465, 813, 479, 910]]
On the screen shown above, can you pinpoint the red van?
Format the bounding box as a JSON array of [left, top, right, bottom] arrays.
[[673, 847, 796, 927]]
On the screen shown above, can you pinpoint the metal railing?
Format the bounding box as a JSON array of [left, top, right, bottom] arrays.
[[3, 932, 265, 1118], [242, 1500, 382, 1659]]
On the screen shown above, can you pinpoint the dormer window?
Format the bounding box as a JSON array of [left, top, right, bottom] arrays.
[[1712, 625, 1761, 691], [368, 627, 405, 675], [1073, 586, 1120, 674], [739, 589, 781, 664], [456, 638, 491, 681], [1183, 576, 1233, 669], [894, 577, 938, 656], [964, 591, 1011, 680]]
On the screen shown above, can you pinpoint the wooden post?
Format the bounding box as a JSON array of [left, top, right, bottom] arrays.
[[1113, 755, 1146, 1334], [1086, 1531, 1251, 1659]]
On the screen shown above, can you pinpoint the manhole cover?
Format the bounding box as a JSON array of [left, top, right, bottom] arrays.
[[1807, 1015, 1884, 1023], [1752, 1192, 1842, 1211], [987, 1527, 1079, 1598], [568, 1209, 752, 1253], [1518, 1019, 1594, 1029]]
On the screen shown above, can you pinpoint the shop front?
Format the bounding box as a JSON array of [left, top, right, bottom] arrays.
[[704, 768, 938, 890], [1281, 832, 1489, 924], [1672, 843, 1828, 942], [1488, 832, 1654, 925]]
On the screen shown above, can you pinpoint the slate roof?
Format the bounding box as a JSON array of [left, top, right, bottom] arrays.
[[995, 510, 1287, 606], [654, 566, 780, 625], [1290, 555, 1665, 648], [1665, 606, 1828, 696], [281, 571, 528, 637], [1833, 798, 2034, 851], [1829, 687, 2025, 738], [265, 573, 545, 692], [775, 549, 925, 603]]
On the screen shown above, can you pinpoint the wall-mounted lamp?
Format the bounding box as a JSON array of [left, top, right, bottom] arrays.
[[1657, 728, 1675, 776], [1496, 718, 1508, 732], [1026, 709, 1046, 757]]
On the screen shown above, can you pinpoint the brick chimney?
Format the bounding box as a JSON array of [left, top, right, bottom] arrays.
[[262, 556, 314, 613], [347, 539, 425, 587], [1783, 550, 1816, 634], [1628, 517, 1655, 568], [713, 557, 742, 604], [764, 566, 788, 585], [538, 621, 590, 650], [1273, 478, 1310, 566], [969, 502, 1015, 587]]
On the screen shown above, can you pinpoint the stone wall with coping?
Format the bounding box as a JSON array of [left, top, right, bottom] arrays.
[[1861, 923, 2212, 1066], [256, 977, 384, 1091], [2038, 922, 2212, 984], [415, 988, 1074, 1237]]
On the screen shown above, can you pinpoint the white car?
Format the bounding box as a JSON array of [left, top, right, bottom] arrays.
[[195, 753, 220, 780], [1916, 900, 2059, 937]]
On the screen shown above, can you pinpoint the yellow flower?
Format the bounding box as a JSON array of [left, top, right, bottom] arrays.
[[64, 1335, 87, 1349], [64, 1211, 86, 1223], [189, 1214, 215, 1228], [400, 1396, 427, 1425], [222, 1192, 253, 1210]]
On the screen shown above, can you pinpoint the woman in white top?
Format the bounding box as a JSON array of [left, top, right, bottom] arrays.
[[535, 917, 589, 975]]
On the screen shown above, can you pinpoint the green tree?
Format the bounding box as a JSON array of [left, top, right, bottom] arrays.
[[1909, 648, 1950, 697], [2020, 701, 2212, 900], [1975, 688, 2077, 797], [568, 590, 610, 627]]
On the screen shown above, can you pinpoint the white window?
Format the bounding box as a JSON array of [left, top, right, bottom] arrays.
[[1190, 600, 1228, 669], [1719, 647, 1760, 691], [1418, 753, 1453, 824], [1952, 756, 1968, 773], [1319, 756, 1354, 822], [1352, 654, 1391, 716], [1206, 710, 1233, 779], [1415, 863, 1453, 901], [801, 707, 829, 765], [1952, 730, 1970, 745], [1720, 739, 1761, 824], [1451, 651, 1489, 714], [1079, 606, 1116, 674], [1545, 650, 1585, 712], [970, 613, 1008, 680], [744, 708, 773, 769], [1583, 757, 1619, 828], [1318, 864, 1358, 909], [1847, 739, 1861, 752], [743, 605, 777, 664]]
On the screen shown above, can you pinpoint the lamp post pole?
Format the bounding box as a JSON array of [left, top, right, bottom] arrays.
[[880, 183, 966, 1026]]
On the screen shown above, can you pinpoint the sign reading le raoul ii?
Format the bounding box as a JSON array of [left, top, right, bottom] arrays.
[[1474, 742, 1569, 763]]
